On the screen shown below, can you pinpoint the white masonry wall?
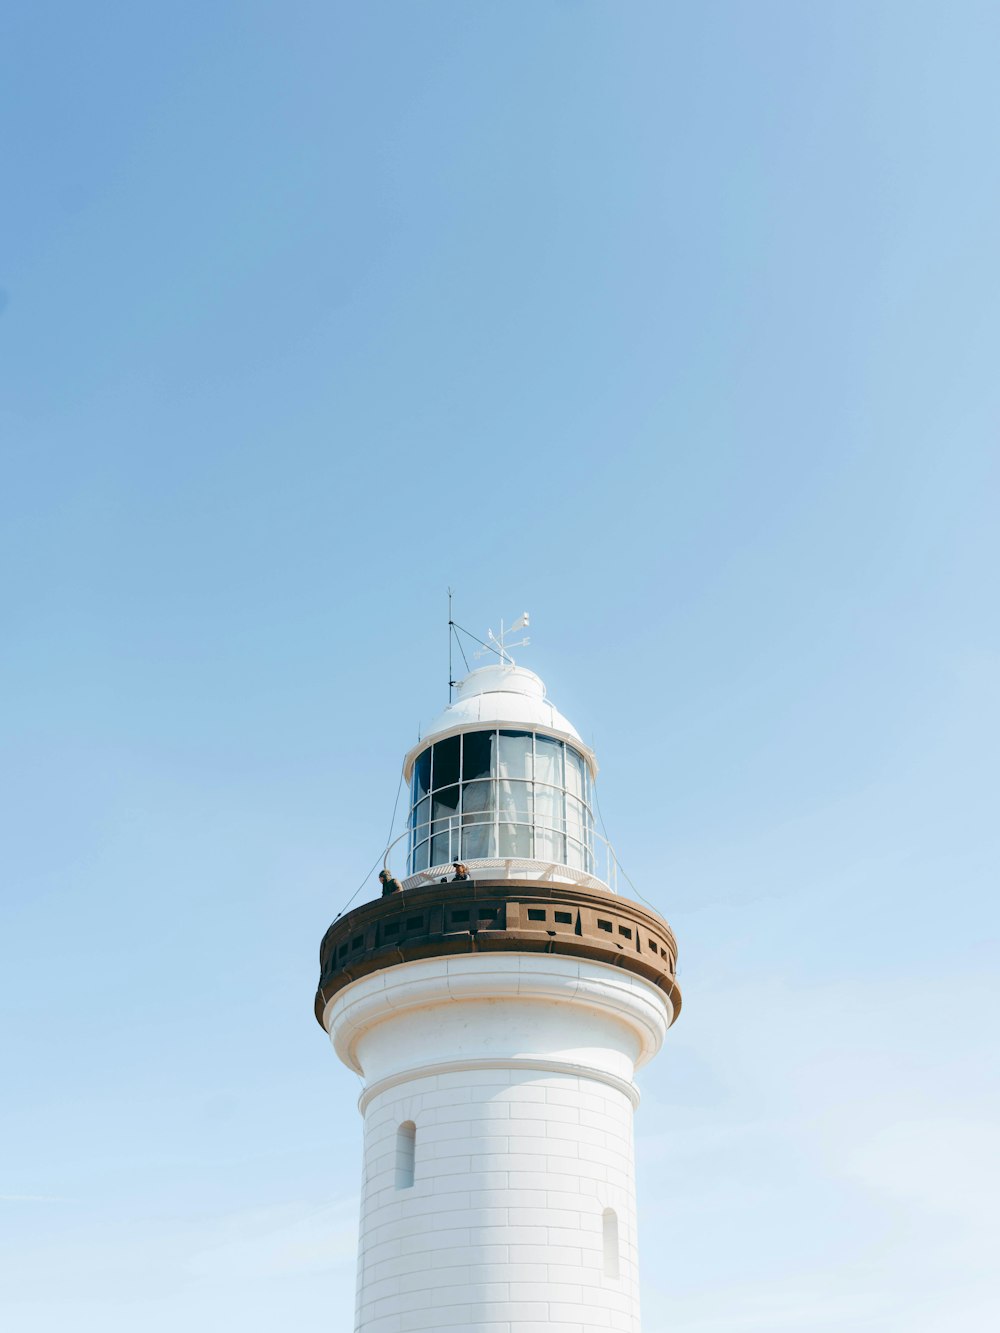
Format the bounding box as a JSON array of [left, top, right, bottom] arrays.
[[323, 954, 674, 1333]]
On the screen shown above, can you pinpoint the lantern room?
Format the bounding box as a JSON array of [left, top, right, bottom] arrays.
[[400, 663, 615, 889]]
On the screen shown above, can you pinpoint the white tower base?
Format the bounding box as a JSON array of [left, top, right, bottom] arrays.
[[323, 953, 674, 1333]]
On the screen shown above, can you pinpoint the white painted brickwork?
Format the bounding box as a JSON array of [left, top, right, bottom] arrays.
[[357, 1068, 638, 1333], [323, 954, 674, 1333]]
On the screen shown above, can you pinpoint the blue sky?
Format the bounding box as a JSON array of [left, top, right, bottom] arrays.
[[1, 3, 997, 1330]]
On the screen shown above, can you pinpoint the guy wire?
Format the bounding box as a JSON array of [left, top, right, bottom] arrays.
[[592, 777, 660, 914], [332, 765, 406, 921]]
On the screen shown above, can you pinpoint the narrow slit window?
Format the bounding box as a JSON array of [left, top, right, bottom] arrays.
[[396, 1121, 416, 1189], [602, 1207, 620, 1279]]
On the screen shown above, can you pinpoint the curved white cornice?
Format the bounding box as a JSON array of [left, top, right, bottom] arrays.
[[358, 1056, 643, 1113], [324, 954, 673, 1099]]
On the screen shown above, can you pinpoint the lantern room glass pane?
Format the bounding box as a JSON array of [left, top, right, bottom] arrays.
[[497, 779, 531, 856], [413, 749, 432, 803], [536, 828, 565, 863], [430, 828, 457, 865], [497, 730, 532, 780], [461, 779, 493, 860], [565, 747, 585, 799], [461, 779, 492, 815], [413, 796, 431, 842], [430, 790, 460, 865], [461, 820, 492, 860], [431, 815, 460, 842], [413, 840, 429, 872], [565, 795, 586, 840], [432, 736, 460, 790], [431, 784, 460, 822], [534, 783, 565, 834], [586, 804, 596, 860], [564, 832, 587, 871], [497, 778, 531, 823], [534, 735, 563, 786], [462, 730, 493, 781], [499, 822, 532, 857]]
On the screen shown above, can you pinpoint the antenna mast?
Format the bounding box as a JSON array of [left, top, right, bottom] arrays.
[[448, 587, 455, 702]]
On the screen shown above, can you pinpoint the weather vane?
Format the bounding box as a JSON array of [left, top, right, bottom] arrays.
[[474, 612, 530, 666], [447, 597, 532, 699]]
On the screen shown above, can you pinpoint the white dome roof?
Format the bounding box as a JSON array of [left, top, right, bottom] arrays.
[[403, 664, 597, 781]]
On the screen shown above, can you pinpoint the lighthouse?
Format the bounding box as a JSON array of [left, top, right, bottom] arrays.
[[315, 642, 681, 1333]]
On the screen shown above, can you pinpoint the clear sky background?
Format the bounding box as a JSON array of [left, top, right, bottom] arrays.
[[1, 3, 997, 1330]]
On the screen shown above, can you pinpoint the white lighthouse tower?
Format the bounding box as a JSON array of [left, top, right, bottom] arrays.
[[315, 646, 681, 1333]]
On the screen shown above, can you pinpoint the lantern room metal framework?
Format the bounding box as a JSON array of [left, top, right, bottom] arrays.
[[406, 728, 597, 874]]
